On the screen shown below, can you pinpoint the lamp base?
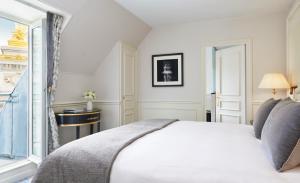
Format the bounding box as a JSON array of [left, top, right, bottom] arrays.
[[272, 89, 277, 96], [290, 86, 298, 95]]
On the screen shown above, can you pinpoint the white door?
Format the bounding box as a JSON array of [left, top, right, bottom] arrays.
[[121, 43, 137, 125], [215, 45, 246, 124]]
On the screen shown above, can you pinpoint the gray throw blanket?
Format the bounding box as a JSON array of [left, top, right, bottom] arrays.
[[32, 119, 177, 183]]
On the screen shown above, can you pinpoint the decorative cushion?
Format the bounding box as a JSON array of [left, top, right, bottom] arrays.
[[261, 98, 300, 171], [253, 98, 280, 139]]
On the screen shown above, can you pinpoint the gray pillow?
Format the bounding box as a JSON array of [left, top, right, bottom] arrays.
[[253, 98, 280, 139], [261, 98, 300, 171]]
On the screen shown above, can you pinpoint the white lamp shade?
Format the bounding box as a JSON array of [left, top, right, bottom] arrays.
[[259, 73, 290, 89]]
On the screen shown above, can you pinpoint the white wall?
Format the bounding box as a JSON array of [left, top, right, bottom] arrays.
[[138, 13, 287, 122], [92, 43, 122, 130], [54, 72, 93, 145], [54, 43, 124, 145], [93, 43, 121, 102], [55, 72, 93, 102], [43, 0, 151, 144]]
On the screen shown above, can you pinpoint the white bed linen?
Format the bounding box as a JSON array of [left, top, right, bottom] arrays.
[[110, 121, 300, 183]]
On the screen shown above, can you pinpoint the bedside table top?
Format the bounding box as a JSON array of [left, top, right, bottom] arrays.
[[55, 109, 101, 116], [55, 109, 101, 127]]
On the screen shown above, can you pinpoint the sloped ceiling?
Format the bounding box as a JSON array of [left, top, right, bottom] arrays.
[[42, 0, 151, 74]]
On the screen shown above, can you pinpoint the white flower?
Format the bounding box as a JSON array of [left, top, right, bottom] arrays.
[[83, 90, 96, 101]]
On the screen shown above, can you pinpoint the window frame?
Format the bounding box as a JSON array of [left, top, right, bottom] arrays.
[[28, 19, 48, 165], [0, 0, 70, 181], [0, 12, 46, 182]]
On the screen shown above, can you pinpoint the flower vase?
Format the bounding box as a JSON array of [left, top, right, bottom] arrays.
[[86, 100, 93, 111]]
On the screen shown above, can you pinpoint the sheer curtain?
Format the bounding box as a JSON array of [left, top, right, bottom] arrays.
[[47, 12, 64, 153]]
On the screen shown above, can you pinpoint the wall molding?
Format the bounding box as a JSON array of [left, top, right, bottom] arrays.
[[52, 100, 121, 108], [52, 99, 263, 123], [287, 1, 300, 103], [139, 100, 202, 104], [138, 100, 203, 121], [251, 100, 264, 105], [139, 100, 264, 123]]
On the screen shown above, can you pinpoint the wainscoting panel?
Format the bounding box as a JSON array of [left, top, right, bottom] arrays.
[[93, 100, 121, 130], [51, 99, 262, 144], [138, 101, 204, 121]]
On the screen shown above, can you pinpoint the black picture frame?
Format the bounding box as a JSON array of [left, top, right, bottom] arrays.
[[152, 53, 184, 87]]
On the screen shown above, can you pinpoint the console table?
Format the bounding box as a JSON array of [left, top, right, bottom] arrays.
[[55, 109, 101, 139]]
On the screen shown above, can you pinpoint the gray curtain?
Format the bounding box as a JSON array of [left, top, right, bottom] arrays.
[[47, 12, 64, 153]]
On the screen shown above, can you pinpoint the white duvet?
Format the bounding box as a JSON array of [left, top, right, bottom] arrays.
[[110, 121, 300, 183]]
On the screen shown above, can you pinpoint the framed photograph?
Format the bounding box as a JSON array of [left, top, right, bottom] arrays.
[[152, 53, 184, 87]]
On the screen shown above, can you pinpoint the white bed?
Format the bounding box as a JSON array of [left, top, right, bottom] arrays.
[[111, 121, 300, 183]]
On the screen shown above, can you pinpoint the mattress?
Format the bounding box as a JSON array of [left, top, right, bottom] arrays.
[[110, 121, 300, 183]]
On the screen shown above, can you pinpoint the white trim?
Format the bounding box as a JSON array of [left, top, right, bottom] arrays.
[[52, 100, 121, 108], [139, 100, 201, 104], [0, 12, 32, 25], [0, 10, 38, 182], [252, 100, 264, 106], [118, 41, 123, 126], [16, 0, 72, 31], [138, 100, 203, 121], [0, 160, 36, 183], [287, 0, 300, 101], [201, 39, 253, 124]]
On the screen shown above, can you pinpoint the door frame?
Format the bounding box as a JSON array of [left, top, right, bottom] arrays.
[[201, 39, 253, 124]]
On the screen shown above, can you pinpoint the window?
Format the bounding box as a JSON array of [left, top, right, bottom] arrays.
[[0, 0, 69, 181], [0, 1, 47, 181], [30, 20, 47, 159], [0, 17, 29, 167]]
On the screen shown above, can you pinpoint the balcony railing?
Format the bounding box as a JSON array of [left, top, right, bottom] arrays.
[[0, 70, 28, 159], [0, 93, 18, 158]]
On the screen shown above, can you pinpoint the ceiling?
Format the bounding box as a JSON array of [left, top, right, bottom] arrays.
[[40, 0, 88, 14], [115, 0, 295, 27], [41, 0, 150, 74]]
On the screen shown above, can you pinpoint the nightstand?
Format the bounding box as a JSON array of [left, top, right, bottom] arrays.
[[55, 109, 101, 139]]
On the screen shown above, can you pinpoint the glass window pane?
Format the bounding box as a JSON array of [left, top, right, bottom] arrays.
[[32, 26, 43, 157]]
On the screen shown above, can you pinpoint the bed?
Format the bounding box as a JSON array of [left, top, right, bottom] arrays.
[[33, 120, 300, 183]]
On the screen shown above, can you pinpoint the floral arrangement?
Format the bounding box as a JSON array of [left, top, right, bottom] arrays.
[[83, 90, 96, 101]]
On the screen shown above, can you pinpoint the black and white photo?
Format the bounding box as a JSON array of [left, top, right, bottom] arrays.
[[152, 53, 183, 87]]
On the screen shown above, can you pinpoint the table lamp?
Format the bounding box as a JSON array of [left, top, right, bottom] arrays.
[[259, 73, 290, 96]]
